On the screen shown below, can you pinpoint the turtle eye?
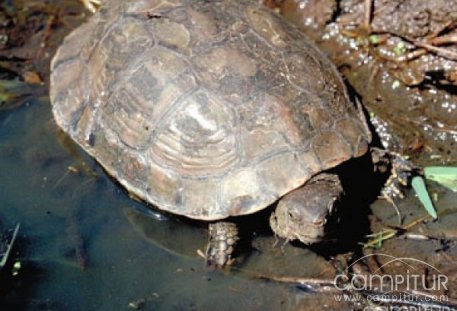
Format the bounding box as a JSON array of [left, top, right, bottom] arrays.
[[287, 210, 297, 220]]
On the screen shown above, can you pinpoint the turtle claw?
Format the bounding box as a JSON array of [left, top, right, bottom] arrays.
[[371, 147, 419, 197], [381, 151, 419, 200], [371, 147, 420, 224], [205, 222, 239, 268]]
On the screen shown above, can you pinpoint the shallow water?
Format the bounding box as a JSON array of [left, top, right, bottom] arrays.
[[3, 89, 456, 311], [0, 97, 351, 310], [0, 1, 343, 309]]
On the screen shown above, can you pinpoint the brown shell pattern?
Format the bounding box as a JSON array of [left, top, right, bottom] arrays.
[[50, 0, 371, 220]]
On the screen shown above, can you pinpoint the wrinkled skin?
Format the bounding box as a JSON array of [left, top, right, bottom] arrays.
[[205, 222, 239, 267], [207, 173, 344, 266], [270, 173, 343, 244]]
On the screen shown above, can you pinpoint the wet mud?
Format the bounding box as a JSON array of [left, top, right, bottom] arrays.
[[277, 0, 457, 166]]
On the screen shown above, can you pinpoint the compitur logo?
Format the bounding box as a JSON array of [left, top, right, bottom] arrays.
[[334, 253, 448, 293]]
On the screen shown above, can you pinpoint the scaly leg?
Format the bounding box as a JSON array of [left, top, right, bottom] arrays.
[[204, 222, 239, 267]]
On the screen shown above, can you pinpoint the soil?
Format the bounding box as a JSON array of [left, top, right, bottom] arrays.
[[268, 1, 457, 308], [275, 0, 457, 166]]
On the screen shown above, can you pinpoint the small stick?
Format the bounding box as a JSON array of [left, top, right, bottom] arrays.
[[412, 41, 457, 62], [426, 20, 457, 40], [255, 274, 339, 293], [395, 48, 427, 62], [384, 195, 402, 226], [364, 0, 373, 31], [257, 273, 457, 309], [402, 233, 430, 241], [0, 223, 20, 269], [430, 34, 457, 46]]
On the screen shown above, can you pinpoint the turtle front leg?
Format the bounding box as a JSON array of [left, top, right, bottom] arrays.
[[204, 222, 239, 267], [370, 147, 418, 199]]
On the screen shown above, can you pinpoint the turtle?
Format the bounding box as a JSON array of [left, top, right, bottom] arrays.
[[50, 0, 378, 267]]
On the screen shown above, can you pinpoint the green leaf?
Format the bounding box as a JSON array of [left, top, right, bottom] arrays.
[[412, 176, 437, 219], [368, 35, 380, 45], [361, 229, 397, 249], [393, 41, 407, 56], [424, 166, 457, 192]]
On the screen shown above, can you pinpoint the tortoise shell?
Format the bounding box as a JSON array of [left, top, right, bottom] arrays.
[[50, 0, 371, 220]]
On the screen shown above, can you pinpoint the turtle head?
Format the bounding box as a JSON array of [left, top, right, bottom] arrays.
[[269, 173, 343, 244]]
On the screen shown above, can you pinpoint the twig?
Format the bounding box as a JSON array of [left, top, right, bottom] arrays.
[[401, 215, 430, 230], [256, 272, 457, 309], [255, 274, 339, 293], [426, 20, 457, 40], [362, 215, 431, 249], [381, 194, 402, 226], [0, 223, 20, 269], [52, 170, 69, 190], [430, 34, 457, 46], [374, 31, 457, 62], [364, 0, 373, 31], [412, 41, 457, 62], [395, 48, 427, 62]]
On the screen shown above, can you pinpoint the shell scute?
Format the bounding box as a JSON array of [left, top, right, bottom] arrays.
[[50, 0, 371, 220], [149, 91, 239, 177]]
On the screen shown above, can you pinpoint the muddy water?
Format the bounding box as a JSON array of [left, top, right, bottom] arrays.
[[1, 98, 354, 310], [0, 1, 345, 309]]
